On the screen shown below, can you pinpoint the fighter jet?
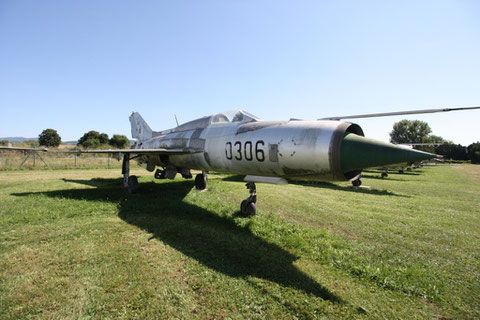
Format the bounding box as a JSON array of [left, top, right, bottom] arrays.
[[81, 107, 480, 216]]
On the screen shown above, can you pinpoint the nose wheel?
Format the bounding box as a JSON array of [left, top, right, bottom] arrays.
[[240, 182, 257, 217]]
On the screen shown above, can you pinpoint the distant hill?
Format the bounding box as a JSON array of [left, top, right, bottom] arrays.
[[1, 137, 134, 145], [0, 137, 76, 144], [0, 137, 38, 142]]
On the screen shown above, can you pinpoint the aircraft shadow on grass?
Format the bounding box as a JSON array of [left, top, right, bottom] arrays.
[[222, 175, 409, 198], [356, 174, 404, 181], [363, 170, 425, 177], [13, 178, 342, 305]]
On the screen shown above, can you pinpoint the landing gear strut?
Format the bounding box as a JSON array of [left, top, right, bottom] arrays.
[[240, 182, 257, 217], [195, 172, 207, 190], [122, 154, 139, 193]]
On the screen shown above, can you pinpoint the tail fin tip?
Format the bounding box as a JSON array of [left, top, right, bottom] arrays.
[[129, 112, 153, 141]]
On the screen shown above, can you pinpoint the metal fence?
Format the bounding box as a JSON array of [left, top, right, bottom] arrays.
[[0, 150, 123, 170]]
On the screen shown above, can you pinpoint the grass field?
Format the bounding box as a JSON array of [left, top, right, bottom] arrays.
[[0, 165, 479, 319]]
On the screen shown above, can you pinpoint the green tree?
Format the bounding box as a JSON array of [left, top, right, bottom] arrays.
[[38, 129, 61, 147], [467, 142, 480, 164], [390, 120, 432, 144], [99, 133, 109, 144], [77, 131, 109, 148], [109, 134, 130, 149], [435, 143, 468, 160], [0, 140, 9, 146]]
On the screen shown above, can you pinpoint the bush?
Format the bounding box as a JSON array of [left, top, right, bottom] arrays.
[[109, 134, 130, 149], [78, 131, 109, 149], [16, 140, 40, 148]]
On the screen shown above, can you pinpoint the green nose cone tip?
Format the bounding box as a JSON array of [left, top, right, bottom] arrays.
[[340, 133, 436, 173]]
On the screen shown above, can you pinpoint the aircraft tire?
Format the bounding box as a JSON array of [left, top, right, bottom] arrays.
[[241, 200, 256, 217], [128, 175, 139, 194], [154, 169, 166, 179], [352, 179, 362, 187], [195, 174, 207, 190], [381, 172, 388, 178]]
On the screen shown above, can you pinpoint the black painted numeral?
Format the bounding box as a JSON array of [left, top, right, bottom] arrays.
[[256, 140, 265, 162], [225, 142, 232, 160], [244, 141, 253, 161], [234, 141, 242, 160]]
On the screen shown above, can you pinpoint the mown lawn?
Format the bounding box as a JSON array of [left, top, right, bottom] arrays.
[[0, 165, 479, 319]]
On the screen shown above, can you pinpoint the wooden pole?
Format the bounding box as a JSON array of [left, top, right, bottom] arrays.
[[19, 152, 31, 168]]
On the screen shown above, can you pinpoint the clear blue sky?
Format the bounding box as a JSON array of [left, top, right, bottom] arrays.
[[1, 0, 479, 145]]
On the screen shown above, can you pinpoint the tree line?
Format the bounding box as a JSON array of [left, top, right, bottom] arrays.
[[390, 120, 480, 164], [0, 129, 130, 149]]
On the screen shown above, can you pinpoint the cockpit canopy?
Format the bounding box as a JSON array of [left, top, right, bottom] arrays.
[[172, 110, 259, 133], [211, 110, 259, 124]]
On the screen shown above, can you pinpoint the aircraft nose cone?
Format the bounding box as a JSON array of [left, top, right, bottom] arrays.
[[340, 133, 436, 173]]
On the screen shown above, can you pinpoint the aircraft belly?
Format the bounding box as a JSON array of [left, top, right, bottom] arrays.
[[169, 153, 209, 171]]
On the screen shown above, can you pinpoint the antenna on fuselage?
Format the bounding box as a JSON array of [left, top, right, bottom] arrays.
[[174, 114, 179, 126]]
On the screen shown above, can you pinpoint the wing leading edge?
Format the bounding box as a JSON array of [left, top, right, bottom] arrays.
[[320, 105, 480, 120]]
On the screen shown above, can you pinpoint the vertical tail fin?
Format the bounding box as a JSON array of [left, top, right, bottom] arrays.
[[129, 112, 153, 141]]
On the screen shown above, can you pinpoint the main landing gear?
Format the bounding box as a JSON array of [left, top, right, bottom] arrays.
[[154, 168, 166, 179], [122, 155, 139, 193], [195, 172, 207, 190], [240, 182, 257, 217]]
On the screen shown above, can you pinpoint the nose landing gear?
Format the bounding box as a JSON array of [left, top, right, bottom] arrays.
[[240, 182, 257, 217]]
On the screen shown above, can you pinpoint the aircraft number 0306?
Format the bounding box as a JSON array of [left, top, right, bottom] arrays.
[[225, 141, 265, 162]]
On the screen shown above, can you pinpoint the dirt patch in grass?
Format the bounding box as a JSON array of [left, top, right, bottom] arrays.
[[452, 164, 480, 182]]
